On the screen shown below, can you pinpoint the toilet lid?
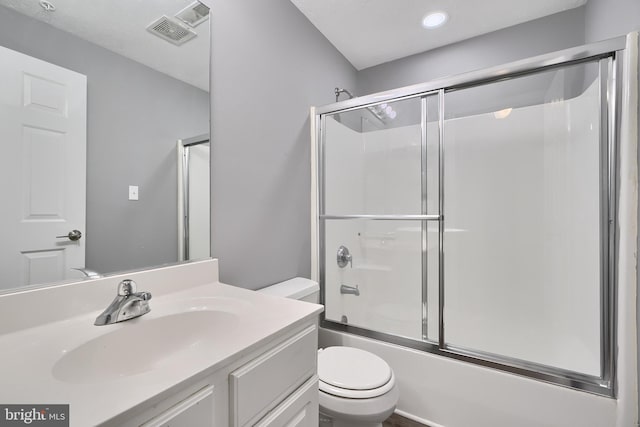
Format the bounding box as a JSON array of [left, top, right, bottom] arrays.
[[318, 347, 392, 391], [319, 372, 395, 399]]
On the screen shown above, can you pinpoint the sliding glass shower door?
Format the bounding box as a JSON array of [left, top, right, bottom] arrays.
[[317, 42, 619, 395], [321, 95, 439, 342], [442, 60, 606, 376]]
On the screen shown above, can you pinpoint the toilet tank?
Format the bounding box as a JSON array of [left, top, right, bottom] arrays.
[[257, 277, 319, 303]]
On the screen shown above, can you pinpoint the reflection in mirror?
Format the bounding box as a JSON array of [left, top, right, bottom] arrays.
[[178, 135, 210, 262], [0, 0, 210, 293]]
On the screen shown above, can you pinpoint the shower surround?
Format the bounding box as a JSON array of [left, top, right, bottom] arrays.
[[312, 33, 639, 426]]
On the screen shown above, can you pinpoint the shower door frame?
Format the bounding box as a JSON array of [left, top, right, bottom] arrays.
[[177, 134, 210, 261], [312, 35, 628, 397]]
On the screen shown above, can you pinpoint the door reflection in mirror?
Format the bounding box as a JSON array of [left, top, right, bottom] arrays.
[[178, 135, 210, 261]]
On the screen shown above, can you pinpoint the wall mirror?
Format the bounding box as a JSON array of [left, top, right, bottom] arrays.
[[0, 0, 211, 293]]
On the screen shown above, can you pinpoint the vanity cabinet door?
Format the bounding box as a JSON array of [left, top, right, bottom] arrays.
[[254, 376, 318, 427], [140, 385, 214, 427], [230, 325, 317, 427]]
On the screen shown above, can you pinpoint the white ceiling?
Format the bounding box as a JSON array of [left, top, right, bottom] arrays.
[[291, 0, 588, 70], [0, 0, 210, 91], [1, 0, 588, 89]]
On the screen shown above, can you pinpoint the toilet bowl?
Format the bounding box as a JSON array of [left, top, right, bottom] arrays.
[[318, 346, 399, 427], [258, 278, 400, 426]]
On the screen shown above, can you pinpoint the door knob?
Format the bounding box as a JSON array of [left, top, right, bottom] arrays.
[[56, 230, 82, 241]]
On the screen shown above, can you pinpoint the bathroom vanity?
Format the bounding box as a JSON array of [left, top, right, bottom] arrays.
[[0, 259, 322, 426]]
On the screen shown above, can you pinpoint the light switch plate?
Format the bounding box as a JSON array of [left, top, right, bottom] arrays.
[[129, 185, 139, 201]]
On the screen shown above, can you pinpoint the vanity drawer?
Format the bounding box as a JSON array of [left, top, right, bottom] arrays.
[[140, 385, 214, 427], [254, 376, 318, 427], [230, 325, 317, 427]]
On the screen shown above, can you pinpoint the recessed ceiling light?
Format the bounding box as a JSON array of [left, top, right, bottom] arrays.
[[422, 11, 448, 29]]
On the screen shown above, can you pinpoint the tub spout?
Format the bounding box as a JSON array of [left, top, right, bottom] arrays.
[[340, 284, 360, 296]]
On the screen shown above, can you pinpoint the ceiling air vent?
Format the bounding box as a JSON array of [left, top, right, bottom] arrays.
[[147, 15, 197, 46], [175, 1, 210, 28]]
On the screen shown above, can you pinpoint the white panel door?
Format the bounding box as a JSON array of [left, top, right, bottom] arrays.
[[0, 45, 87, 290]]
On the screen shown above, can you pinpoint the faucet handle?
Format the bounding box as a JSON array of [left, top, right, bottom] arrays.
[[337, 245, 353, 268], [138, 291, 152, 301], [117, 279, 137, 296]]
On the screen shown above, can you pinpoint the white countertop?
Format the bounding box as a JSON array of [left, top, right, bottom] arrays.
[[0, 260, 322, 426]]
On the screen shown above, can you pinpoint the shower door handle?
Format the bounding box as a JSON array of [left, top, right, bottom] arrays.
[[337, 245, 352, 268]]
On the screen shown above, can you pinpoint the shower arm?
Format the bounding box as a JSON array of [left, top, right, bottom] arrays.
[[334, 87, 357, 102], [334, 87, 386, 123]]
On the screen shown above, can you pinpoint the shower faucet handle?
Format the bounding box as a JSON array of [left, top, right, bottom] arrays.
[[337, 245, 352, 268]]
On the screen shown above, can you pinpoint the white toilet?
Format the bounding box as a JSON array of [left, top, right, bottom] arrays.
[[258, 278, 399, 427]]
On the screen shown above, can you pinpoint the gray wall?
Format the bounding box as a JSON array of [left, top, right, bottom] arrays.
[[0, 6, 209, 275], [210, 0, 640, 290], [355, 8, 586, 95], [209, 0, 357, 289], [357, 0, 640, 96], [585, 0, 640, 43]]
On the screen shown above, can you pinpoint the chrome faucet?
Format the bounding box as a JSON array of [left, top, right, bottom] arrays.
[[94, 279, 152, 326], [340, 284, 360, 296]]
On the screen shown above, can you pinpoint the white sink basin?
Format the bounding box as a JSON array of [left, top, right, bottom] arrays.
[[53, 299, 247, 384]]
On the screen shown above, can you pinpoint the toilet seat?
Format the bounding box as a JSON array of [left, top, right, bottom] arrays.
[[319, 371, 395, 398], [318, 347, 395, 399]]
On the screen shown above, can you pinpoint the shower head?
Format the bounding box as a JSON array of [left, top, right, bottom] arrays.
[[333, 87, 397, 123]]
